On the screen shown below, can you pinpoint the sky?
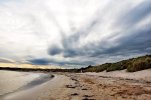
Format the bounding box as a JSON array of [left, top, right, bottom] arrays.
[[0, 0, 151, 68]]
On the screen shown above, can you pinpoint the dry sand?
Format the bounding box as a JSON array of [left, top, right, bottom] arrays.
[[2, 69, 151, 100]]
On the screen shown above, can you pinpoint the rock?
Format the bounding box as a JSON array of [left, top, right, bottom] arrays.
[[71, 93, 79, 96], [65, 85, 76, 88], [82, 88, 88, 90], [82, 97, 95, 100], [83, 95, 93, 97]]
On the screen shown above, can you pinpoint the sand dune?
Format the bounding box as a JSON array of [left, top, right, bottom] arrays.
[[84, 69, 151, 82]]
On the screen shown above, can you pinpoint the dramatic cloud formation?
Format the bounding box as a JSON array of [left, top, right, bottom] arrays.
[[0, 0, 151, 68]]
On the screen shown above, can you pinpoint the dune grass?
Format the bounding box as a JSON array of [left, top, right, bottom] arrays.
[[82, 55, 151, 72]]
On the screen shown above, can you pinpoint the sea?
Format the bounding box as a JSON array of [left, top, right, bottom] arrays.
[[0, 70, 52, 99]]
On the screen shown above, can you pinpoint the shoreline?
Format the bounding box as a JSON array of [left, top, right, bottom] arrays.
[[2, 74, 71, 100], [1, 70, 151, 100], [0, 70, 54, 100]]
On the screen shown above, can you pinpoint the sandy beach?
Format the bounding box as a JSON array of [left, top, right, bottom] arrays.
[[1, 69, 151, 100]]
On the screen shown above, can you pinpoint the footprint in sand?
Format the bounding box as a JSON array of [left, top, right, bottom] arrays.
[[82, 95, 95, 100]]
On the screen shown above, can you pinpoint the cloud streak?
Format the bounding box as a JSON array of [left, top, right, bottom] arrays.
[[0, 0, 151, 68]]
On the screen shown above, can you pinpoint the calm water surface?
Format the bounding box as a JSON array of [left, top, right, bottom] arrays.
[[0, 70, 52, 97]]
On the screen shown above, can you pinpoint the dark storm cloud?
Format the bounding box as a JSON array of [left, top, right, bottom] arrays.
[[63, 49, 79, 57], [48, 9, 100, 57], [85, 25, 151, 58], [97, 30, 151, 57], [48, 6, 103, 58], [28, 58, 94, 67], [2, 0, 151, 68], [48, 0, 151, 64], [61, 15, 99, 49], [28, 1, 151, 67], [48, 45, 62, 56], [29, 58, 50, 65], [116, 1, 151, 28]]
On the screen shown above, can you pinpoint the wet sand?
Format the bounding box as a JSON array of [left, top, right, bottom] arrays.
[[1, 70, 151, 100], [0, 70, 40, 96], [0, 70, 53, 100]]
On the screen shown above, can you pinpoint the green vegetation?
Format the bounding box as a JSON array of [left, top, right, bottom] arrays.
[[82, 55, 151, 72], [127, 56, 151, 72], [83, 63, 111, 72], [0, 55, 150, 73]]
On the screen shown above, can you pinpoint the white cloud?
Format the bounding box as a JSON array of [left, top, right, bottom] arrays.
[[0, 0, 150, 67]]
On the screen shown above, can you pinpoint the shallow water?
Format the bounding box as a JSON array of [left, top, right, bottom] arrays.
[[0, 70, 52, 97]]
